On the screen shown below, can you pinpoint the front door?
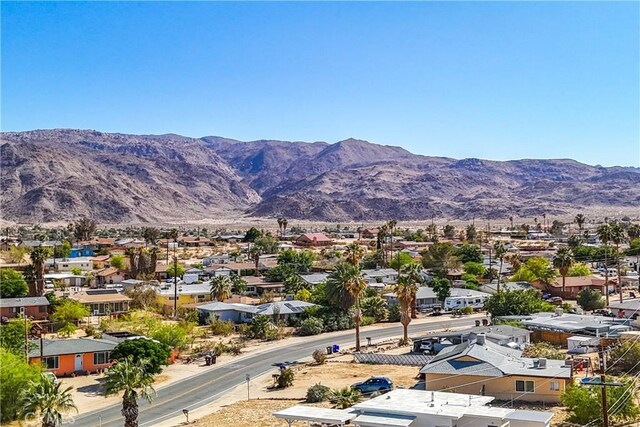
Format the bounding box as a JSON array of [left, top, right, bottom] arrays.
[[75, 354, 83, 371]]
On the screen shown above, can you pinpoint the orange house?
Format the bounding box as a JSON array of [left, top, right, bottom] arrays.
[[29, 338, 117, 377]]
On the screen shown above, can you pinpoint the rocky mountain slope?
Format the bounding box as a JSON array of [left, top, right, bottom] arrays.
[[1, 129, 638, 223]]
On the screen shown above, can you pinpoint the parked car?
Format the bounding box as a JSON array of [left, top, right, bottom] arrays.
[[548, 297, 563, 305], [352, 377, 394, 395], [43, 372, 58, 383], [428, 308, 443, 316], [593, 309, 615, 317]]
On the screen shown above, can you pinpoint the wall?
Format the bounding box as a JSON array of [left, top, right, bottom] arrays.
[[425, 373, 568, 403]]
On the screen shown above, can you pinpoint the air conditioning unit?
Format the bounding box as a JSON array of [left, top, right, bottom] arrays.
[[538, 358, 547, 369]]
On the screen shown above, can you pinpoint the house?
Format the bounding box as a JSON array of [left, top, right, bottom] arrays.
[[155, 263, 169, 281], [179, 236, 211, 247], [532, 275, 615, 298], [45, 257, 93, 273], [0, 296, 49, 320], [156, 283, 212, 307], [95, 267, 127, 286], [420, 336, 572, 403], [360, 228, 379, 239], [69, 247, 94, 258], [520, 311, 630, 338], [44, 273, 86, 288], [90, 255, 111, 270], [243, 276, 285, 295], [479, 281, 534, 295], [361, 268, 398, 284], [412, 325, 531, 353], [607, 299, 640, 320], [275, 389, 554, 427], [28, 338, 116, 377], [295, 233, 332, 247], [299, 272, 329, 287], [197, 300, 315, 324], [203, 254, 232, 266], [67, 290, 131, 316]]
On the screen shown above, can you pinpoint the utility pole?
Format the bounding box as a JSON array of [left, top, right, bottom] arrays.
[[600, 344, 609, 427], [173, 238, 178, 318]]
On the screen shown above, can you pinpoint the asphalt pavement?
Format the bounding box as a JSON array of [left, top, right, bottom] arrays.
[[71, 317, 478, 427]]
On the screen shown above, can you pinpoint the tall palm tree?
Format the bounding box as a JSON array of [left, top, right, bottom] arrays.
[[103, 357, 155, 427], [276, 217, 284, 238], [493, 241, 507, 292], [509, 216, 514, 230], [29, 246, 50, 296], [553, 248, 574, 296], [210, 275, 232, 301], [394, 276, 418, 344], [326, 262, 367, 351], [574, 214, 586, 231], [282, 218, 288, 237], [505, 253, 523, 273], [344, 242, 365, 266], [125, 247, 138, 279], [609, 222, 625, 303], [23, 374, 77, 427], [597, 223, 613, 305], [401, 262, 423, 319]]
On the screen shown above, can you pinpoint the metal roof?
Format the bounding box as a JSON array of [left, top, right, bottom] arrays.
[[273, 406, 357, 424], [505, 410, 554, 423], [353, 414, 416, 426], [0, 296, 49, 308], [28, 338, 117, 357]]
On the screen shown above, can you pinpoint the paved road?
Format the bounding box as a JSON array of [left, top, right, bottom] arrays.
[[72, 317, 478, 427]]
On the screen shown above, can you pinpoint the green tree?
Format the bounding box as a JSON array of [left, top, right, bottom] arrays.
[[284, 274, 308, 294], [608, 221, 625, 303], [141, 227, 160, 246], [277, 249, 315, 273], [326, 262, 367, 351], [110, 338, 170, 375], [431, 278, 451, 304], [103, 356, 156, 427], [250, 235, 279, 275], [493, 241, 507, 291], [209, 276, 232, 301], [150, 324, 188, 349], [455, 244, 483, 264], [576, 288, 605, 311], [0, 318, 34, 356], [110, 254, 125, 270], [608, 341, 640, 376], [294, 288, 312, 302], [465, 224, 477, 243], [344, 242, 365, 266], [568, 263, 591, 277], [463, 262, 486, 277], [484, 289, 554, 317], [23, 374, 77, 427], [70, 267, 82, 276], [243, 227, 261, 242], [562, 378, 639, 426], [443, 224, 456, 239], [1, 349, 42, 422], [421, 242, 460, 278], [394, 276, 417, 344], [0, 269, 28, 298], [51, 299, 89, 334], [230, 274, 247, 294], [553, 248, 574, 295], [567, 235, 584, 250], [7, 245, 29, 263], [167, 263, 185, 278], [597, 222, 614, 305], [29, 246, 51, 296], [388, 252, 415, 270], [72, 217, 97, 242], [53, 241, 72, 259]]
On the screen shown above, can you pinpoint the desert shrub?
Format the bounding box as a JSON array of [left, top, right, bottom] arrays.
[[264, 326, 284, 341], [312, 348, 327, 365], [227, 341, 244, 355], [461, 306, 474, 315], [277, 367, 295, 388], [212, 341, 230, 357], [360, 316, 375, 326], [210, 318, 235, 336], [329, 387, 362, 409], [299, 317, 324, 336], [84, 324, 97, 337], [387, 303, 401, 322], [522, 342, 564, 360], [306, 383, 330, 403]]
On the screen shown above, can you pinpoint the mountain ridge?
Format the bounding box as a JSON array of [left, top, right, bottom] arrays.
[[1, 129, 638, 223]]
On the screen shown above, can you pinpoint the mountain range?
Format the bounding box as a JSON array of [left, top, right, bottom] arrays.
[[1, 129, 638, 224]]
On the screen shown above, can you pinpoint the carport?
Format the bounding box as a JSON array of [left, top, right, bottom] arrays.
[[273, 405, 357, 426]]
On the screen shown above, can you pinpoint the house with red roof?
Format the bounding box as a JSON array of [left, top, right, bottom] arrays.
[[295, 233, 333, 247]]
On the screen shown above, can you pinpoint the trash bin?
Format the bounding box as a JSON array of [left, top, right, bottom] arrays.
[[326, 346, 333, 355], [204, 355, 212, 366], [332, 344, 340, 353], [211, 355, 217, 364]]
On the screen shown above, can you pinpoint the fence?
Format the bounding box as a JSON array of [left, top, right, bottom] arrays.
[[354, 352, 433, 366]]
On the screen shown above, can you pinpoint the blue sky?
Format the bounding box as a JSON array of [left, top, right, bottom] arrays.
[[2, 1, 638, 166]]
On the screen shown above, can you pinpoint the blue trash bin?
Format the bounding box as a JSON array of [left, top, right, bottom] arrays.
[[332, 344, 340, 353]]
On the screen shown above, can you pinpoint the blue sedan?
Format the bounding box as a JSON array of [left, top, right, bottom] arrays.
[[352, 376, 394, 395]]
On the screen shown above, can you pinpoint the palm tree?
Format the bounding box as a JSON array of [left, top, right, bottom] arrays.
[[230, 274, 247, 294], [553, 248, 574, 296], [30, 246, 50, 296], [574, 214, 586, 231], [344, 242, 365, 266], [141, 227, 160, 247], [509, 216, 514, 230], [23, 374, 77, 427], [326, 262, 367, 351], [394, 276, 418, 344], [492, 241, 507, 292], [103, 356, 155, 427], [505, 253, 523, 273], [597, 223, 613, 305], [401, 262, 423, 319], [328, 387, 362, 409], [282, 218, 288, 237], [277, 217, 284, 238], [210, 275, 232, 301], [609, 222, 625, 303], [125, 247, 138, 279]]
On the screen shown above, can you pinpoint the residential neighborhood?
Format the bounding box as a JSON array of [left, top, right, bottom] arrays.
[[1, 215, 640, 427]]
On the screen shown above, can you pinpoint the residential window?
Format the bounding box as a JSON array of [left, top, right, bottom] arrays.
[[39, 305, 47, 313], [43, 356, 59, 370], [515, 380, 535, 393], [93, 351, 111, 365], [550, 381, 560, 391]]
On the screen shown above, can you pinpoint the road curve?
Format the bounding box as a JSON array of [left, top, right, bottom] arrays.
[[72, 317, 478, 427]]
